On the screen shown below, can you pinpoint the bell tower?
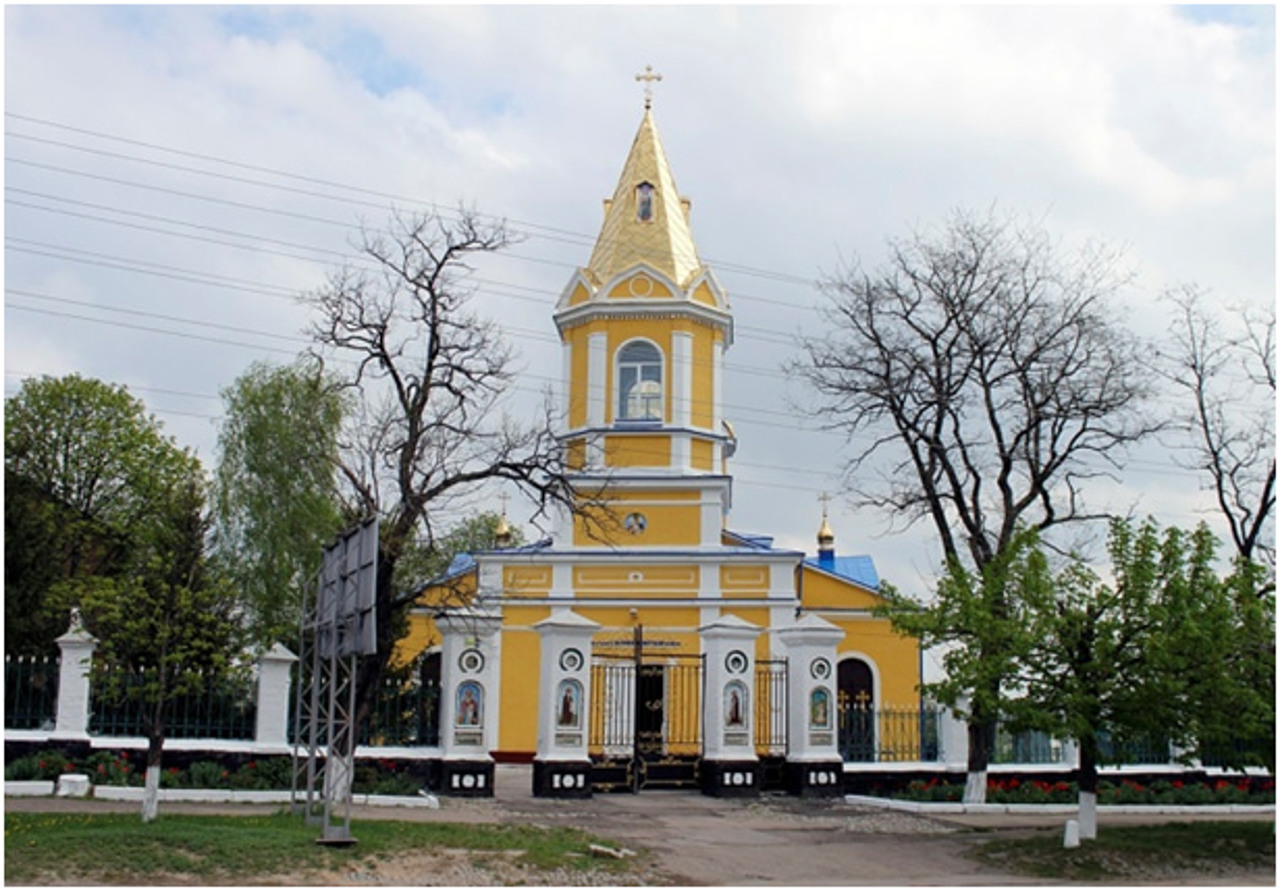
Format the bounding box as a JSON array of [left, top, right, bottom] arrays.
[[554, 75, 735, 548]]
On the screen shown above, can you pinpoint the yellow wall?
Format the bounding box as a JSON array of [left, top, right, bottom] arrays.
[[572, 489, 705, 547]]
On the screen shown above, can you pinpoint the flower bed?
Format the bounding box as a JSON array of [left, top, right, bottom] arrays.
[[4, 749, 424, 795], [894, 776, 1275, 806]]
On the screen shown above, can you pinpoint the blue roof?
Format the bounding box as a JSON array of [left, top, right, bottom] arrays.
[[803, 555, 880, 591], [722, 530, 776, 550]]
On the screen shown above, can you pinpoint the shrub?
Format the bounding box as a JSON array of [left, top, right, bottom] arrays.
[[84, 751, 136, 786], [188, 761, 230, 789]]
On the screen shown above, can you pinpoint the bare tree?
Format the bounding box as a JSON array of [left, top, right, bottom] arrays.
[[793, 208, 1159, 801], [1160, 285, 1275, 579], [305, 207, 598, 730]]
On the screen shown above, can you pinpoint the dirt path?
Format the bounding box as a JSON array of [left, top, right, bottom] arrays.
[[6, 768, 1275, 886]]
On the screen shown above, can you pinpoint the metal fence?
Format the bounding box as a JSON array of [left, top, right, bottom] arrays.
[[992, 728, 1060, 764], [4, 655, 60, 730], [840, 705, 942, 762], [89, 669, 257, 739], [358, 676, 440, 747], [754, 659, 787, 755]]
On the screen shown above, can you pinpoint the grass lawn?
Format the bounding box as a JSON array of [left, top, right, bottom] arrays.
[[4, 811, 643, 884], [971, 820, 1276, 882]]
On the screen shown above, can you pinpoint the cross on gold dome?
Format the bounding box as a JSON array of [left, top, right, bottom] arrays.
[[635, 65, 663, 109]]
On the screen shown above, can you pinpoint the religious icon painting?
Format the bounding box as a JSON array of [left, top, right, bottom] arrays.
[[810, 686, 832, 730], [455, 681, 483, 727], [723, 680, 748, 728], [636, 182, 655, 222], [556, 679, 582, 729]]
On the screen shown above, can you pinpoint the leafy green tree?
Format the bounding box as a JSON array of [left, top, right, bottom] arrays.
[[214, 358, 347, 647], [68, 470, 242, 822], [5, 375, 198, 654]]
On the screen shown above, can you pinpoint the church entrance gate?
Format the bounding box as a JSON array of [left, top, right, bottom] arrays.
[[589, 649, 705, 792]]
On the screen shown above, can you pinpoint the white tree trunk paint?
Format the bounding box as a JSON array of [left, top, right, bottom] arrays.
[[142, 765, 160, 823], [1078, 791, 1098, 839], [963, 769, 987, 804]]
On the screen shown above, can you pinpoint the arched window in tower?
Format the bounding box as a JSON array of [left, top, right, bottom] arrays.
[[636, 182, 655, 222], [616, 340, 663, 421]]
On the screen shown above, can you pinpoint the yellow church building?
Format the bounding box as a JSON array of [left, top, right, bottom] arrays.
[[403, 92, 921, 798]]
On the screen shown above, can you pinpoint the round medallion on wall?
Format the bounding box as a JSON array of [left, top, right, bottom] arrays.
[[810, 657, 832, 681], [458, 648, 485, 674], [628, 274, 654, 297], [559, 648, 584, 672], [725, 650, 749, 675], [623, 512, 647, 535]]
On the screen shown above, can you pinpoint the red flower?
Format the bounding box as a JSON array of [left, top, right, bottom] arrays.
[[1008, 778, 1020, 789], [1172, 780, 1183, 788], [169, 767, 180, 774], [247, 761, 257, 770], [1215, 779, 1230, 791]]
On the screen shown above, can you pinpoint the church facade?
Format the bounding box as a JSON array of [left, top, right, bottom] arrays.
[[402, 97, 921, 797]]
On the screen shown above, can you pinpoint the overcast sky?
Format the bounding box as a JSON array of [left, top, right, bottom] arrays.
[[5, 5, 1275, 615]]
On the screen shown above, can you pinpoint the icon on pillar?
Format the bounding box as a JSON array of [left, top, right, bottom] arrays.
[[810, 657, 831, 680], [556, 679, 582, 729], [724, 681, 748, 728], [725, 650, 748, 674], [456, 681, 483, 727], [810, 686, 832, 730]]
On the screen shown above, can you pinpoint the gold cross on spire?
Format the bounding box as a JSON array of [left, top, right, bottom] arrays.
[[635, 65, 663, 110]]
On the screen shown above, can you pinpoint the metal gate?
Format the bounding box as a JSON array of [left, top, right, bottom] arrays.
[[589, 650, 705, 792]]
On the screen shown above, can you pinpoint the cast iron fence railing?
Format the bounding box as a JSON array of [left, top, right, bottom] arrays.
[[992, 728, 1060, 764], [1097, 730, 1170, 765], [358, 676, 440, 747], [5, 655, 60, 730], [89, 669, 257, 740], [754, 658, 788, 755], [840, 704, 942, 762]]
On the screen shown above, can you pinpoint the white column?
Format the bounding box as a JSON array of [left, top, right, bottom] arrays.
[[700, 616, 761, 765], [255, 643, 297, 747], [437, 608, 503, 795], [712, 341, 724, 431], [776, 615, 845, 795], [53, 611, 96, 739], [587, 333, 607, 427], [532, 611, 600, 797], [561, 341, 573, 422], [672, 331, 693, 430], [940, 696, 970, 771]]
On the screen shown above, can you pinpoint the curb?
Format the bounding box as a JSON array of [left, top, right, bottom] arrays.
[[5, 781, 441, 809], [845, 794, 1277, 816]]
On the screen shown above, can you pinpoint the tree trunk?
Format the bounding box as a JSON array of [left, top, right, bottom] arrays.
[[1077, 735, 1098, 840], [963, 718, 994, 804], [141, 732, 164, 823]]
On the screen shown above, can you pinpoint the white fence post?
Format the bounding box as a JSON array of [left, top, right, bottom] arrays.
[[255, 643, 297, 747], [939, 697, 970, 772], [52, 610, 96, 739]]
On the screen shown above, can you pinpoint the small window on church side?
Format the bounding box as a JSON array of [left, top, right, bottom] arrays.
[[616, 340, 663, 421], [636, 182, 655, 222]]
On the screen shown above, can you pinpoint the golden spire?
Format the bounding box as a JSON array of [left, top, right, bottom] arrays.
[[495, 493, 512, 549], [584, 78, 702, 289], [817, 492, 835, 551]]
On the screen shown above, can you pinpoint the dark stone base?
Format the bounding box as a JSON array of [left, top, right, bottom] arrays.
[[786, 760, 844, 797], [701, 760, 760, 797], [532, 760, 593, 798], [440, 760, 494, 797]]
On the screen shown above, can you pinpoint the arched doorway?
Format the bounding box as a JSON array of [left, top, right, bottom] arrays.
[[837, 658, 875, 761]]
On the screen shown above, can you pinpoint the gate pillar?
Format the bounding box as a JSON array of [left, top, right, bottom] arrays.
[[699, 615, 762, 797], [437, 608, 502, 797], [777, 615, 846, 797], [531, 610, 600, 798]]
